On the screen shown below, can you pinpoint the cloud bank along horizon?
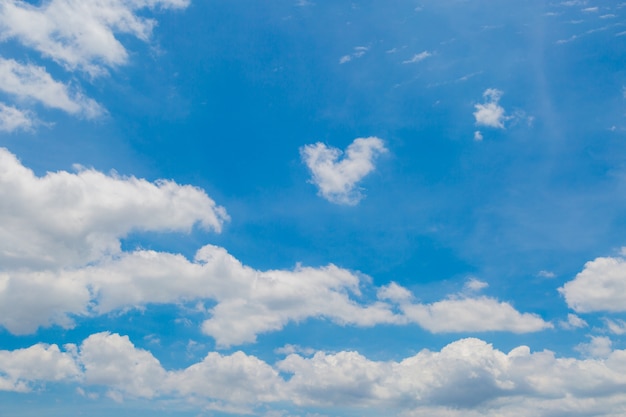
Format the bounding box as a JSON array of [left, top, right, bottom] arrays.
[[2, 0, 626, 416]]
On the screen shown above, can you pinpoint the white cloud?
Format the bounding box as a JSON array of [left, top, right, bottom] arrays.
[[0, 342, 80, 392], [560, 313, 588, 329], [575, 336, 613, 358], [474, 88, 507, 129], [85, 246, 400, 347], [167, 350, 285, 403], [0, 148, 227, 270], [537, 270, 556, 278], [559, 251, 626, 312], [464, 277, 489, 292], [605, 318, 626, 335], [399, 296, 551, 333], [0, 0, 190, 76], [0, 58, 103, 118], [402, 51, 431, 64], [301, 137, 387, 205], [473, 130, 483, 141], [0, 149, 549, 342], [0, 102, 33, 132], [339, 46, 368, 64], [81, 332, 166, 398], [9, 332, 626, 415]]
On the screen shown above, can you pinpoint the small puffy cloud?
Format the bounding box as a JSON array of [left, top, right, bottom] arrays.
[[402, 51, 431, 64], [0, 58, 103, 118], [0, 102, 33, 132], [474, 88, 507, 129], [473, 130, 483, 141], [559, 252, 626, 312], [0, 0, 190, 76], [537, 270, 556, 279], [560, 313, 588, 329], [301, 137, 388, 205], [464, 278, 489, 292]]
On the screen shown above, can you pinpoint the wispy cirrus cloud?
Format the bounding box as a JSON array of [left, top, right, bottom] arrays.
[[402, 50, 431, 64]]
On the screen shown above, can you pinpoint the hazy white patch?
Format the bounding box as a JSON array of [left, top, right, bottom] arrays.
[[0, 102, 33, 132], [474, 88, 507, 129], [582, 7, 599, 12], [600, 14, 616, 18], [275, 345, 316, 356], [0, 58, 103, 118], [464, 278, 488, 292], [559, 313, 588, 329], [339, 46, 368, 64], [402, 51, 431, 64], [339, 55, 352, 64], [537, 270, 556, 278], [604, 318, 626, 335], [474, 131, 483, 141], [301, 137, 387, 205], [560, 251, 626, 312], [575, 336, 612, 358]]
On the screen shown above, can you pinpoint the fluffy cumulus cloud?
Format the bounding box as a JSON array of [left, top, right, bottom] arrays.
[[300, 137, 387, 205], [0, 0, 189, 76], [0, 342, 80, 392], [560, 251, 626, 312], [5, 332, 626, 416], [474, 88, 507, 129], [0, 148, 227, 270], [0, 148, 550, 341], [0, 0, 189, 128]]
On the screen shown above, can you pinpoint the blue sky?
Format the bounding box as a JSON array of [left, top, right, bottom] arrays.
[[1, 0, 626, 416]]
